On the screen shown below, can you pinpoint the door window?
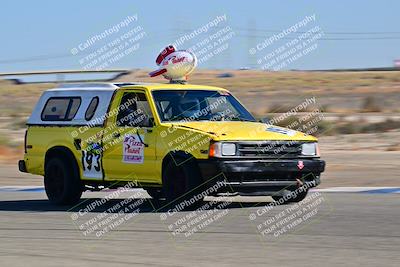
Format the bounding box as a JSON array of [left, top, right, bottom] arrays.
[[116, 92, 154, 127]]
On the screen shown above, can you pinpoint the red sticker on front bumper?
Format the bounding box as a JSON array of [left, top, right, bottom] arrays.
[[297, 160, 304, 170]]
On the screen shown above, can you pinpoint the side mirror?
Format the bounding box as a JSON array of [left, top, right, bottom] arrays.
[[147, 118, 155, 127]]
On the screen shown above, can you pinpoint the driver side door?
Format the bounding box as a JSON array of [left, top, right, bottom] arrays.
[[102, 90, 158, 183]]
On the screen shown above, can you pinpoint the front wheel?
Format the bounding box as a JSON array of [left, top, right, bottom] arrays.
[[44, 157, 83, 205], [162, 158, 203, 209], [146, 188, 164, 200]]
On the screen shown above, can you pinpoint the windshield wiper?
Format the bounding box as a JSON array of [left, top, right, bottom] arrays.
[[229, 117, 255, 122]]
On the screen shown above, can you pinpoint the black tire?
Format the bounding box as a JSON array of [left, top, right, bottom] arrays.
[[272, 189, 308, 204], [44, 157, 83, 205], [162, 157, 203, 209], [146, 187, 164, 200]]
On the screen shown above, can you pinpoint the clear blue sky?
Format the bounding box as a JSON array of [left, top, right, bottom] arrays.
[[0, 0, 399, 72]]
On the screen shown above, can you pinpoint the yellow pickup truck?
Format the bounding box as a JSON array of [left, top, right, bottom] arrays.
[[19, 82, 325, 206]]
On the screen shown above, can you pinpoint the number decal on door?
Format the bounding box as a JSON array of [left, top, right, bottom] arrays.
[[82, 142, 103, 179]]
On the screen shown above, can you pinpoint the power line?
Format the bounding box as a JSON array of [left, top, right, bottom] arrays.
[[168, 28, 400, 40], [0, 34, 175, 65], [235, 34, 400, 40], [171, 27, 400, 35], [233, 28, 400, 35], [2, 30, 399, 66]]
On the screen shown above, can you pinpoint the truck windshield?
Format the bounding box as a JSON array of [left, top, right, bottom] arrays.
[[152, 90, 256, 122]]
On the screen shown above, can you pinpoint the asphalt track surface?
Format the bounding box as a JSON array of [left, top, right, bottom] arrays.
[[0, 190, 399, 267]]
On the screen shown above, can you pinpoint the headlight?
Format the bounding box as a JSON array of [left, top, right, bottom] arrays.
[[209, 142, 236, 157], [301, 142, 319, 157], [222, 143, 236, 156]]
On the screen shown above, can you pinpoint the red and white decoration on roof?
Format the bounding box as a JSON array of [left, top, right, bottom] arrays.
[[149, 45, 197, 82]]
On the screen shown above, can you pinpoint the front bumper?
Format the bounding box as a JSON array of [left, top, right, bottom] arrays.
[[197, 158, 325, 195]]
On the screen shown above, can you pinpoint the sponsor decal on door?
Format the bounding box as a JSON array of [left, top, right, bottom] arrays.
[[123, 134, 145, 164]]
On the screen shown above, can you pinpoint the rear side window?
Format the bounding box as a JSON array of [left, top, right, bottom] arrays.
[[85, 96, 99, 121], [41, 97, 81, 121]]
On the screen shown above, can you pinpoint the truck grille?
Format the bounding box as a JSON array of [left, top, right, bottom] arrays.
[[237, 141, 303, 158]]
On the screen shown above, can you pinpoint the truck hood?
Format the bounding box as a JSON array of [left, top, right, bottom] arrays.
[[170, 121, 317, 141]]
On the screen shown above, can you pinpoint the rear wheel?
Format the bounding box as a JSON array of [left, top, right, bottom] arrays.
[[44, 157, 83, 205]]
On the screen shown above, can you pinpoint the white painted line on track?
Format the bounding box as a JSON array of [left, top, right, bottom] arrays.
[[312, 187, 400, 194]]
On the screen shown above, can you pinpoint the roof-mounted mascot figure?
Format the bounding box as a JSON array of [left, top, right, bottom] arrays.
[[149, 45, 197, 83]]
